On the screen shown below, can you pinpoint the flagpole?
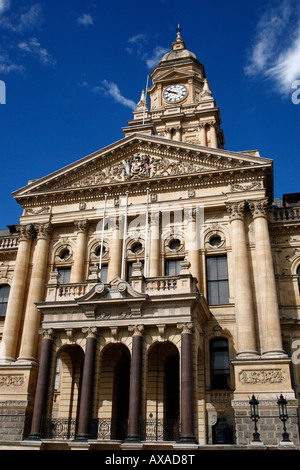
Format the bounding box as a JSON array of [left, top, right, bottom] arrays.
[[121, 191, 129, 280], [144, 187, 150, 277], [99, 192, 107, 281], [142, 75, 149, 125]]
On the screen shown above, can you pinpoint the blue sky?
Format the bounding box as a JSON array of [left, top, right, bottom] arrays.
[[0, 0, 299, 228]]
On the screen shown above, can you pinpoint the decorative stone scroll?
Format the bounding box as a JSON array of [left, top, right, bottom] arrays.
[[239, 369, 285, 384]]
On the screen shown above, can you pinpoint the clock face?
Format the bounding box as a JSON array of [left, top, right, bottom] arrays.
[[163, 84, 187, 103]]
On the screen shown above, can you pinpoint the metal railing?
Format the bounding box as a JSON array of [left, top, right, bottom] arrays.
[[40, 417, 179, 441]]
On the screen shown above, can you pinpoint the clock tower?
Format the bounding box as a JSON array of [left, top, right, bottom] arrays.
[[123, 27, 225, 149]]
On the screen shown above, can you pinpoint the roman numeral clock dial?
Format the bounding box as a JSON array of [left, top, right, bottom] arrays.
[[163, 84, 187, 103]]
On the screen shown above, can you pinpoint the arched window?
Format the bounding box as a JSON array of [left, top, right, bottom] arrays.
[[0, 284, 10, 317], [210, 338, 230, 390]]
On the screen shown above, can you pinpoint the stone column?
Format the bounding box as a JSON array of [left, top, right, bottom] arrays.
[[107, 217, 122, 282], [199, 123, 207, 146], [18, 223, 52, 362], [126, 325, 144, 442], [178, 322, 196, 443], [76, 328, 98, 440], [186, 207, 201, 285], [249, 199, 285, 356], [70, 219, 89, 283], [1, 224, 35, 361], [28, 329, 53, 439], [209, 122, 218, 148], [226, 201, 258, 357], [149, 211, 160, 277]]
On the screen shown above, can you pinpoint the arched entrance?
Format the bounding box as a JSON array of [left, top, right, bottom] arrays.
[[97, 343, 130, 440], [145, 341, 179, 441]]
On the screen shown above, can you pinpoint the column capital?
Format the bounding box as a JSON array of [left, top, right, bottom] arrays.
[[82, 327, 98, 339], [226, 201, 246, 221], [35, 222, 52, 240], [16, 223, 35, 242], [41, 328, 54, 341], [128, 325, 144, 336], [74, 219, 89, 233], [248, 198, 269, 219], [177, 322, 194, 334]]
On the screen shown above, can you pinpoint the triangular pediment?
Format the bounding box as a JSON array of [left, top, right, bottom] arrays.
[[13, 133, 272, 200], [150, 68, 196, 84]]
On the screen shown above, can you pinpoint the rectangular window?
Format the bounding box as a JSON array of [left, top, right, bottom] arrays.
[[57, 268, 71, 284], [206, 256, 229, 305], [165, 258, 184, 276], [99, 265, 108, 283]]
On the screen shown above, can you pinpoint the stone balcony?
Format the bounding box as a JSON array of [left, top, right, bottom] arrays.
[[45, 260, 198, 302]]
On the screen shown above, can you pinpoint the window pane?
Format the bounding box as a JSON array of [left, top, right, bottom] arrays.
[[206, 257, 217, 281], [100, 265, 108, 283], [217, 256, 228, 280], [206, 256, 229, 305], [218, 280, 229, 304], [166, 259, 184, 276], [58, 268, 71, 284], [207, 281, 219, 305], [210, 339, 230, 390], [0, 285, 10, 316]]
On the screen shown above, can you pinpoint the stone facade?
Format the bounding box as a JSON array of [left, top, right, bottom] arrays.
[[0, 30, 299, 450]]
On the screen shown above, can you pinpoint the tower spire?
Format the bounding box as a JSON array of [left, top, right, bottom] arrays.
[[173, 23, 186, 51]]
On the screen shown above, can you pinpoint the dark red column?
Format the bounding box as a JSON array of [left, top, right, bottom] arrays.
[[28, 329, 53, 440], [179, 324, 196, 443], [76, 329, 97, 440], [126, 326, 144, 442]]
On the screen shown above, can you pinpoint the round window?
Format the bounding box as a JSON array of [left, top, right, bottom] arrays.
[[131, 242, 143, 254], [95, 246, 105, 256], [59, 249, 70, 260], [169, 239, 181, 251], [209, 236, 222, 247]]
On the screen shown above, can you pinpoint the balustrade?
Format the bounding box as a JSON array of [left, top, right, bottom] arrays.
[[0, 236, 18, 250], [271, 206, 300, 222]]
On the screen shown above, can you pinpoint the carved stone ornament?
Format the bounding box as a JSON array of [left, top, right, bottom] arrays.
[[239, 369, 285, 384], [230, 181, 263, 192], [35, 222, 52, 240], [17, 224, 35, 242], [128, 325, 144, 336], [177, 322, 194, 334], [0, 375, 25, 387], [248, 198, 269, 219], [226, 201, 246, 221]]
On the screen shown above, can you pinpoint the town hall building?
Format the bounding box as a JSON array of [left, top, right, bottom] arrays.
[[0, 29, 300, 450]]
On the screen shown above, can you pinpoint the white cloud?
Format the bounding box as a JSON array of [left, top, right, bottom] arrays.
[[0, 49, 24, 74], [245, 0, 300, 96], [0, 0, 10, 15], [18, 37, 56, 66], [0, 3, 43, 33], [81, 80, 136, 110], [145, 45, 169, 69], [126, 32, 168, 69], [97, 80, 136, 110], [77, 13, 94, 26]]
